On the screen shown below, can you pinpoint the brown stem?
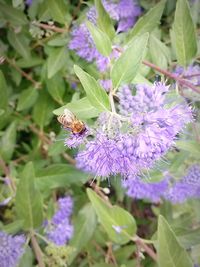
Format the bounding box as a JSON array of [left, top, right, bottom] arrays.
[[0, 157, 16, 192], [5, 58, 41, 88], [142, 60, 200, 94], [134, 236, 157, 262], [7, 60, 40, 87], [32, 21, 68, 33], [62, 153, 76, 165], [105, 242, 117, 266], [30, 232, 45, 267]]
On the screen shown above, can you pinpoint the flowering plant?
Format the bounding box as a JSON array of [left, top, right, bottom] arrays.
[[0, 0, 200, 266]]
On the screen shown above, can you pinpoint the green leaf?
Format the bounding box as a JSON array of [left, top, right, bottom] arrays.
[[158, 215, 193, 267], [0, 70, 8, 110], [19, 247, 34, 267], [172, 0, 197, 66], [68, 204, 97, 265], [17, 87, 38, 111], [149, 35, 171, 69], [35, 164, 89, 191], [7, 31, 31, 59], [46, 74, 65, 104], [74, 65, 110, 111], [111, 33, 149, 89], [87, 188, 136, 245], [48, 0, 68, 24], [0, 122, 17, 162], [175, 140, 200, 158], [53, 97, 100, 119], [15, 162, 43, 230], [32, 90, 55, 129], [87, 21, 112, 56], [95, 0, 115, 40], [47, 47, 68, 78], [129, 0, 166, 38], [16, 57, 44, 68], [0, 3, 28, 26]]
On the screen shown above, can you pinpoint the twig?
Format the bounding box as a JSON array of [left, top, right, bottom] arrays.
[[142, 60, 200, 94], [32, 21, 68, 33], [105, 242, 117, 266], [90, 182, 112, 207], [133, 236, 157, 262], [5, 58, 41, 89], [30, 232, 45, 267], [62, 153, 76, 165], [0, 157, 16, 192]]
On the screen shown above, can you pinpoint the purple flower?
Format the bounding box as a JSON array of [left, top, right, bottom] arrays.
[[76, 133, 136, 177], [25, 0, 32, 6], [0, 231, 25, 267], [45, 196, 74, 246], [164, 165, 200, 203], [174, 65, 200, 86], [69, 24, 99, 62], [102, 0, 141, 32], [64, 129, 89, 148], [118, 83, 169, 115], [122, 176, 169, 203], [75, 82, 192, 178], [100, 79, 112, 92]]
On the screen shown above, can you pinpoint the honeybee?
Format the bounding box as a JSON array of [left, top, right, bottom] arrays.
[[57, 109, 86, 134]]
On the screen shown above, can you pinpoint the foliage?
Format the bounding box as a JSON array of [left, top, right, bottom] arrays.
[[0, 0, 200, 267]]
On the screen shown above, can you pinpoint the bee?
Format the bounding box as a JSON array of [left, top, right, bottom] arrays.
[[57, 109, 86, 134]]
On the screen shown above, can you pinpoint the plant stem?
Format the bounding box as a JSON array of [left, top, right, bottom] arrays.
[[30, 231, 45, 267], [5, 58, 41, 89], [109, 91, 116, 113], [142, 60, 200, 94], [32, 21, 68, 33], [133, 236, 157, 262]]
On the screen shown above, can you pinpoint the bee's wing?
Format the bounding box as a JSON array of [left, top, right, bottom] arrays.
[[63, 109, 76, 121]]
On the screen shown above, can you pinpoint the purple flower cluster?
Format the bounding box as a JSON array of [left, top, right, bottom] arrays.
[[174, 65, 200, 86], [122, 164, 200, 203], [102, 0, 141, 32], [122, 176, 169, 203], [0, 231, 25, 267], [69, 1, 141, 71], [164, 164, 200, 203], [45, 196, 74, 246], [64, 128, 89, 148], [65, 82, 192, 179]]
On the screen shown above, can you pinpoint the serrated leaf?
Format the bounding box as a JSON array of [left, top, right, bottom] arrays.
[[47, 47, 68, 78], [158, 215, 193, 267], [129, 0, 166, 38], [32, 90, 55, 129], [172, 0, 197, 66], [95, 0, 115, 40], [74, 65, 110, 111], [17, 87, 38, 111], [0, 122, 17, 162], [35, 164, 89, 191], [68, 204, 97, 264], [149, 35, 171, 69], [48, 0, 67, 24], [87, 21, 112, 56], [87, 188, 136, 245], [7, 31, 31, 59], [15, 162, 43, 230], [111, 33, 149, 89], [46, 74, 65, 104], [53, 97, 100, 119], [0, 3, 28, 26]]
